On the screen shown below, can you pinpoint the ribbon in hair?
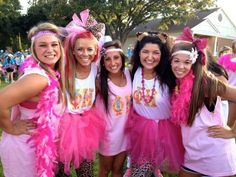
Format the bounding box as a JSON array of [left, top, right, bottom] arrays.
[[176, 27, 208, 65], [62, 9, 105, 41]]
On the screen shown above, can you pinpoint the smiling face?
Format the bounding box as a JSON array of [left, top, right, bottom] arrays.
[[171, 53, 192, 79], [103, 47, 123, 75], [34, 34, 61, 68], [73, 37, 97, 68], [140, 43, 161, 72]]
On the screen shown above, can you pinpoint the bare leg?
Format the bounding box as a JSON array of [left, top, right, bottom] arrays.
[[98, 154, 113, 177], [112, 151, 126, 177]]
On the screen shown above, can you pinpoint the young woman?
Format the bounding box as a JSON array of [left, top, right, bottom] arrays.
[[170, 27, 236, 177], [0, 22, 66, 177], [125, 32, 184, 177], [56, 9, 106, 177], [96, 40, 132, 177]]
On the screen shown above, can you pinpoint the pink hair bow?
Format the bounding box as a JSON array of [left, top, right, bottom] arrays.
[[176, 27, 208, 65], [63, 9, 105, 41]]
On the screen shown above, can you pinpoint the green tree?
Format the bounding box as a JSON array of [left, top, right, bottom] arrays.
[[0, 0, 21, 50], [27, 0, 73, 27], [69, 0, 216, 44], [0, 0, 217, 50]]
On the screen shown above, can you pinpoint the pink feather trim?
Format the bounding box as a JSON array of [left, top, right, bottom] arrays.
[[171, 70, 194, 125], [22, 56, 61, 177], [218, 54, 236, 71]]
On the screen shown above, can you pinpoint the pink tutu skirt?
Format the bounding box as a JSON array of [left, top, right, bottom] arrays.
[[125, 108, 184, 172], [58, 108, 106, 173]]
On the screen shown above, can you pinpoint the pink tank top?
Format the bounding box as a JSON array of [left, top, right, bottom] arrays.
[[181, 96, 236, 176], [97, 69, 132, 155]]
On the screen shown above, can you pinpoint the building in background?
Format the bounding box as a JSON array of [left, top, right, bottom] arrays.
[[124, 8, 236, 57]]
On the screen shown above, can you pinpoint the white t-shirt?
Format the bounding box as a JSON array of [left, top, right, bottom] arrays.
[[132, 67, 171, 120], [67, 63, 97, 114]]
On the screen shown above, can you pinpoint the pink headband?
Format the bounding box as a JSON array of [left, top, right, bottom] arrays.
[[106, 48, 123, 53], [31, 30, 58, 41], [101, 48, 123, 56], [172, 48, 198, 64]]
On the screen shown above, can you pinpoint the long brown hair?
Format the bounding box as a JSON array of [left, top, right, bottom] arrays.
[[99, 40, 126, 113], [171, 42, 226, 126]]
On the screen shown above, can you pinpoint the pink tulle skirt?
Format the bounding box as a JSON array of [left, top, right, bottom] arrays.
[[58, 108, 106, 173], [125, 108, 184, 172]]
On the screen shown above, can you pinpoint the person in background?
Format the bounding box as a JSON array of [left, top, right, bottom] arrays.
[[0, 22, 66, 177], [170, 27, 236, 177], [0, 61, 5, 84], [3, 53, 16, 83], [56, 9, 106, 177], [219, 45, 232, 57]]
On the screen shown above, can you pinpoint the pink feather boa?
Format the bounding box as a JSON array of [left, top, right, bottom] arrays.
[[171, 70, 194, 125], [20, 56, 62, 177], [218, 54, 236, 71]]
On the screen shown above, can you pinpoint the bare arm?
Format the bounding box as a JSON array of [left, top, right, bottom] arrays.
[[0, 74, 48, 135], [219, 84, 236, 103], [208, 83, 236, 138]]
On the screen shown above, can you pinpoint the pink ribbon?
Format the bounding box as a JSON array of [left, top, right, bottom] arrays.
[[176, 27, 208, 65], [62, 9, 105, 41]]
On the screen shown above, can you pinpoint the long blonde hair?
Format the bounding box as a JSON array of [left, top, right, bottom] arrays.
[[63, 31, 98, 100], [28, 22, 66, 103]]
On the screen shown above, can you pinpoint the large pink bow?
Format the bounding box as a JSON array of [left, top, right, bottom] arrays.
[[63, 9, 105, 41], [176, 27, 208, 65]]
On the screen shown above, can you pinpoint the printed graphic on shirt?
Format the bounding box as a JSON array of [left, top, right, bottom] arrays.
[[133, 86, 157, 107], [112, 96, 123, 116], [112, 94, 131, 116], [70, 88, 94, 110]]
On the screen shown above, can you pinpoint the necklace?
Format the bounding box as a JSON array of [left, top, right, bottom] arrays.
[[141, 68, 157, 104]]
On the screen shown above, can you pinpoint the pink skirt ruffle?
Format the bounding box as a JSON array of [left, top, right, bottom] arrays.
[[125, 108, 184, 172], [58, 108, 106, 173]]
